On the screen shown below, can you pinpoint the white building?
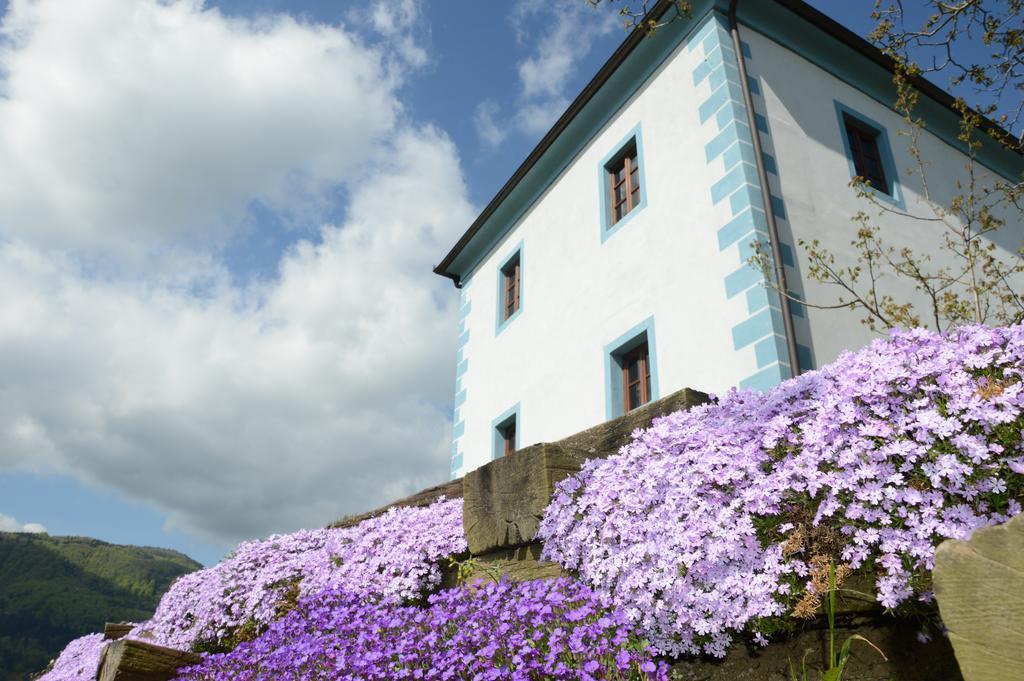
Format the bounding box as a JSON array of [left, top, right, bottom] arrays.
[[434, 0, 1024, 478]]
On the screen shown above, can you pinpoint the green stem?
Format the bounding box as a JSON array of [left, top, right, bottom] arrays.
[[828, 561, 837, 670]]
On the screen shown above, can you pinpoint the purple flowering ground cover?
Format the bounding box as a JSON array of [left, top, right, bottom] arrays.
[[37, 326, 1024, 678], [36, 498, 466, 680], [539, 325, 1024, 657], [174, 578, 669, 680]]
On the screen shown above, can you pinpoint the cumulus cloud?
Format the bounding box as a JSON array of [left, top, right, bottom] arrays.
[[512, 0, 617, 135], [353, 0, 430, 69], [0, 513, 47, 534], [474, 0, 619, 145], [0, 126, 471, 544], [0, 0, 473, 546], [0, 0, 399, 260], [473, 99, 507, 149]]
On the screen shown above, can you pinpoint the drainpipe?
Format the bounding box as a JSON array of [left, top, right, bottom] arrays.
[[728, 0, 801, 376]]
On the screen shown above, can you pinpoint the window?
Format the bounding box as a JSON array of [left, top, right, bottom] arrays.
[[495, 244, 524, 334], [599, 125, 647, 242], [834, 101, 903, 208], [604, 317, 659, 420], [843, 115, 887, 193], [500, 420, 516, 456], [621, 342, 651, 412], [491, 405, 520, 459], [607, 141, 641, 226], [501, 254, 520, 321]]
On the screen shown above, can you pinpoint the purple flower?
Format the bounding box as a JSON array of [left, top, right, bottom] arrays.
[[539, 325, 1024, 656]]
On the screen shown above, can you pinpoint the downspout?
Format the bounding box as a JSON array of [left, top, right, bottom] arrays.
[[728, 0, 801, 376]]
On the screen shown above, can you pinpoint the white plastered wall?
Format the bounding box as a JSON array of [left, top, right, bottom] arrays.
[[453, 31, 761, 474], [744, 27, 1023, 369]]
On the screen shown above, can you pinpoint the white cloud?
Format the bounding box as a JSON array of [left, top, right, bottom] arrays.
[[0, 0, 400, 261], [0, 513, 47, 533], [511, 0, 617, 134], [0, 0, 474, 546], [0, 126, 472, 544], [355, 0, 429, 69], [473, 99, 507, 149], [475, 0, 619, 147]]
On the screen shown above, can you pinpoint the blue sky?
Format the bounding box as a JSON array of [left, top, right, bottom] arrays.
[[0, 0, 963, 566]]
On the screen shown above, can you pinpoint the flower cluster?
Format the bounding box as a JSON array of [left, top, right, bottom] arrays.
[[132, 497, 466, 650], [175, 578, 669, 681], [539, 325, 1024, 657], [36, 633, 107, 681]]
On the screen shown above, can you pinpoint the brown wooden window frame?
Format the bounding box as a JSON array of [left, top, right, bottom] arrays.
[[842, 114, 889, 195], [500, 253, 521, 322], [620, 342, 652, 413], [501, 421, 516, 456], [605, 139, 642, 228], [493, 409, 518, 459], [607, 324, 657, 419]]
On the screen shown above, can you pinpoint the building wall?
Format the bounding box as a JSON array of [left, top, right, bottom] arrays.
[[448, 8, 1024, 478], [744, 26, 1023, 368]]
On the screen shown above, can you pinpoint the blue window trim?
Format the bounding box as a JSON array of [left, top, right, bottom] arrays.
[[495, 241, 524, 335], [603, 316, 659, 420], [599, 123, 649, 243], [491, 403, 520, 460], [834, 100, 905, 210]]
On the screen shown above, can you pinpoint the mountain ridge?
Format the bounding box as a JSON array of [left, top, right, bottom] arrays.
[[0, 532, 200, 681]]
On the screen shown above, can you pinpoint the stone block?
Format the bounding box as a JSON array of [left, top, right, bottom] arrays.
[[463, 443, 583, 555], [668, 617, 961, 680], [97, 639, 200, 681], [327, 478, 463, 529], [934, 512, 1024, 681], [555, 387, 708, 458], [466, 543, 565, 585]]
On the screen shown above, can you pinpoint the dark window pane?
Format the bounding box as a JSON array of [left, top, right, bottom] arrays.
[[845, 118, 888, 193], [628, 383, 640, 409]]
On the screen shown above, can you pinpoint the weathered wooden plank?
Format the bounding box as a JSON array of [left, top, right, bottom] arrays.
[[934, 512, 1024, 681], [97, 639, 200, 681], [102, 622, 134, 641]]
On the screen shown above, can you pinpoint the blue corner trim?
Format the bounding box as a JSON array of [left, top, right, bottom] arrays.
[[495, 241, 524, 335], [450, 285, 473, 478], [603, 316, 659, 421], [692, 13, 794, 394], [833, 100, 906, 210], [711, 162, 759, 204], [490, 403, 521, 460], [599, 123, 648, 243], [740, 363, 789, 391], [717, 208, 768, 250], [732, 307, 782, 350], [724, 261, 762, 298]]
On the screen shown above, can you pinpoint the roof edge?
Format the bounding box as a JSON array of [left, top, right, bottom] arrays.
[[432, 0, 678, 281], [434, 0, 1020, 283]]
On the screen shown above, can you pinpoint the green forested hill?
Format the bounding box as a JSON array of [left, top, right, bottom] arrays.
[[0, 532, 201, 680]]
